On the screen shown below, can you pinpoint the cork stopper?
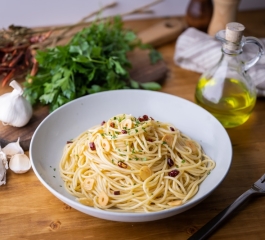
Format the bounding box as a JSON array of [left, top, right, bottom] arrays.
[[225, 22, 245, 51]]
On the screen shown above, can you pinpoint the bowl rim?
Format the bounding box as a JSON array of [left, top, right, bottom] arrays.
[[30, 89, 233, 220]]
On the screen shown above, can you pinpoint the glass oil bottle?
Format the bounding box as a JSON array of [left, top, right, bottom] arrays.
[[195, 22, 264, 128]]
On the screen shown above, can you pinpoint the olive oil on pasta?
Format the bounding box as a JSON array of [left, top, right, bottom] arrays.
[[195, 77, 256, 128]]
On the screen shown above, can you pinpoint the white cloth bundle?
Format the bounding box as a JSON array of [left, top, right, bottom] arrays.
[[174, 28, 265, 97]]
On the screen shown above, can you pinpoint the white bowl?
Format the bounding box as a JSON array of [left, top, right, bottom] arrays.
[[30, 89, 232, 222]]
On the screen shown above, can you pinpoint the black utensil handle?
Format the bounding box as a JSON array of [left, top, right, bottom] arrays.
[[188, 188, 255, 240]]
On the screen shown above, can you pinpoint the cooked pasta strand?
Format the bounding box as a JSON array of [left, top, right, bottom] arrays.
[[59, 114, 215, 212]]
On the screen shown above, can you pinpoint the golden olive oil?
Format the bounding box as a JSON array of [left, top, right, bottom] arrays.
[[195, 77, 256, 128]]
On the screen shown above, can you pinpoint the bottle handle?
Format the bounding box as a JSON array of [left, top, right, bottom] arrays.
[[243, 37, 264, 71]]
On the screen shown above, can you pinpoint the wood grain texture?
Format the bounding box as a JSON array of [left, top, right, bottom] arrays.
[[1, 10, 265, 240], [137, 18, 186, 47]]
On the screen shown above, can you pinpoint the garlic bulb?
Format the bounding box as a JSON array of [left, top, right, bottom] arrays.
[[0, 80, 33, 127], [2, 137, 24, 158], [9, 154, 31, 174], [0, 146, 8, 185]]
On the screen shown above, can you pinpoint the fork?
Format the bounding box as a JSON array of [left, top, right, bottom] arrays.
[[188, 173, 265, 240]]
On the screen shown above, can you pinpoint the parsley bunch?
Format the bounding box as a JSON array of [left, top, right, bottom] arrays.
[[24, 16, 162, 111]]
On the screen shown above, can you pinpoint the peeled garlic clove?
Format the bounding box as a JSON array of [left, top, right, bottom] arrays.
[[101, 139, 111, 152], [0, 146, 8, 169], [0, 163, 7, 186], [0, 149, 8, 186], [162, 134, 174, 148], [139, 166, 153, 181], [2, 137, 24, 158], [0, 80, 33, 127], [78, 197, 94, 207], [98, 192, 109, 206], [83, 178, 95, 191], [9, 154, 31, 174], [121, 119, 132, 129]]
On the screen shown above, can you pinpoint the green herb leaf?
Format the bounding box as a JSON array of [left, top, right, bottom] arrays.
[[140, 82, 161, 90], [149, 49, 162, 64], [130, 80, 139, 89], [24, 16, 163, 111]]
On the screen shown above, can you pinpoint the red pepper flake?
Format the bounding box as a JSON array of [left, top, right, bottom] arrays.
[[138, 117, 144, 122], [89, 142, 96, 151], [168, 169, 179, 177], [118, 161, 127, 169], [114, 191, 120, 195], [167, 158, 174, 167], [139, 115, 149, 122], [66, 141, 73, 144], [121, 130, 127, 134], [143, 115, 149, 121], [170, 127, 175, 131], [110, 122, 115, 128], [147, 139, 153, 142], [101, 121, 106, 126]]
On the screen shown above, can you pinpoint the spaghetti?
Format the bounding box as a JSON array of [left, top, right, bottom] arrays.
[[59, 114, 215, 212]]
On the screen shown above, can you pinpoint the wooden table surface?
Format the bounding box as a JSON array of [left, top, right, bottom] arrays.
[[1, 9, 265, 240]]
